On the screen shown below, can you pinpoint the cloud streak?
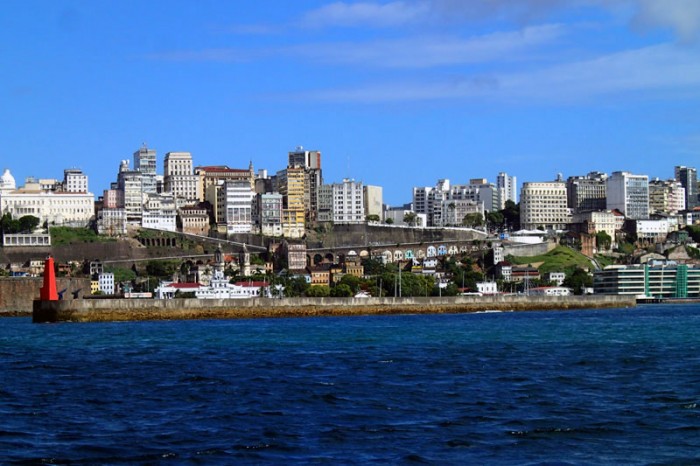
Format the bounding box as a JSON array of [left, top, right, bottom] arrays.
[[289, 24, 565, 68], [298, 42, 700, 103], [300, 1, 428, 28], [300, 0, 700, 40]]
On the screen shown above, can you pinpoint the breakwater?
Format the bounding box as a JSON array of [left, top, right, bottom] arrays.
[[33, 295, 636, 323]]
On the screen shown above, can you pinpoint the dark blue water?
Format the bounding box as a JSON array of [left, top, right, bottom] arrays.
[[1, 305, 700, 465]]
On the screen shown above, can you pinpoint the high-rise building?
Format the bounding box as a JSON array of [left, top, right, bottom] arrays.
[[328, 179, 365, 224], [277, 166, 305, 238], [566, 171, 607, 213], [218, 180, 254, 235], [674, 166, 698, 210], [497, 172, 517, 208], [117, 160, 144, 222], [288, 147, 322, 223], [606, 171, 649, 220], [134, 145, 157, 195], [413, 178, 497, 227], [164, 152, 199, 205], [520, 181, 571, 231]]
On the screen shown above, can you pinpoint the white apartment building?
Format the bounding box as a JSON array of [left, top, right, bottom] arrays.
[[117, 161, 144, 222], [98, 272, 115, 295], [497, 172, 517, 207], [606, 171, 649, 220], [439, 199, 484, 227], [63, 169, 88, 193], [414, 178, 497, 227], [329, 179, 365, 224], [254, 193, 283, 236], [219, 180, 254, 234], [134, 145, 157, 194], [519, 181, 571, 231], [164, 152, 199, 205], [142, 194, 177, 231], [636, 219, 671, 242], [141, 209, 176, 231]]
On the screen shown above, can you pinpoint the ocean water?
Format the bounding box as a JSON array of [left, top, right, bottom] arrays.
[[1, 305, 699, 465]]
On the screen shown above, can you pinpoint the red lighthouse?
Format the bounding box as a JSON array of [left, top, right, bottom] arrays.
[[39, 255, 58, 301]]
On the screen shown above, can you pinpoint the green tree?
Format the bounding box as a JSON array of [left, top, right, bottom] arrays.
[[366, 214, 380, 222], [385, 218, 394, 224], [596, 231, 612, 251], [145, 260, 181, 278], [18, 215, 40, 233], [502, 200, 520, 230], [403, 212, 418, 226], [331, 283, 353, 297], [283, 276, 310, 297], [338, 274, 362, 294], [306, 285, 331, 297], [563, 268, 592, 295], [486, 211, 504, 229], [462, 212, 484, 228]]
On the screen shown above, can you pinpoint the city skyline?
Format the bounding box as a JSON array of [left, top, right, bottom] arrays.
[[2, 1, 700, 205]]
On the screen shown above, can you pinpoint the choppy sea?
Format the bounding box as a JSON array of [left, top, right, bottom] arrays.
[[1, 304, 699, 465]]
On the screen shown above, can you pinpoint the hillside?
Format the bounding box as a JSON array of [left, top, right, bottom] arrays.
[[506, 245, 595, 274]]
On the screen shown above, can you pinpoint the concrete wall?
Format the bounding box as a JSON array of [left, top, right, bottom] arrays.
[[502, 241, 556, 258], [1, 277, 91, 313], [33, 294, 636, 322]]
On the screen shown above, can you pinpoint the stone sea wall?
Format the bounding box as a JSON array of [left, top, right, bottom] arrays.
[[0, 277, 91, 315], [33, 295, 636, 323]]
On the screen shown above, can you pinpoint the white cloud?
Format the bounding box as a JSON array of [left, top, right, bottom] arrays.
[[300, 1, 700, 40], [301, 1, 428, 28], [298, 42, 700, 103], [632, 0, 700, 41], [288, 24, 565, 68]]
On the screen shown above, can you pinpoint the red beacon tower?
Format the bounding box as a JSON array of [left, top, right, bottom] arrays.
[[39, 255, 58, 301]]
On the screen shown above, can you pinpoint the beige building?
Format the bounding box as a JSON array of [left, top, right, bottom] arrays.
[[648, 178, 685, 215], [520, 181, 571, 231], [179, 206, 209, 235], [571, 210, 619, 239], [195, 164, 254, 203], [164, 152, 199, 205], [363, 185, 383, 221], [277, 167, 305, 238]]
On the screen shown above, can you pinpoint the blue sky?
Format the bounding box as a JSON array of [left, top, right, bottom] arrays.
[[2, 0, 700, 205]]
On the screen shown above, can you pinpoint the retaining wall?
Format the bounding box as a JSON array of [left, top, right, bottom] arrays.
[[0, 277, 91, 314]]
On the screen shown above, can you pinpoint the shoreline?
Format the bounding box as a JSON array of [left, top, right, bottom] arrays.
[[32, 295, 636, 323]]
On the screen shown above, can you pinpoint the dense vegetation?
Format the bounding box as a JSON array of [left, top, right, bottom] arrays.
[[50, 227, 114, 245]]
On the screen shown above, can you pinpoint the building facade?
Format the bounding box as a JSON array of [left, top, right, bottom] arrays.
[[519, 181, 571, 231], [606, 171, 649, 220], [648, 178, 685, 215], [566, 171, 607, 213], [594, 263, 700, 298], [164, 152, 199, 205], [675, 166, 698, 210]]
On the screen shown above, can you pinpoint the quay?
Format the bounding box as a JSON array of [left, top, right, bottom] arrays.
[[33, 294, 636, 323]]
